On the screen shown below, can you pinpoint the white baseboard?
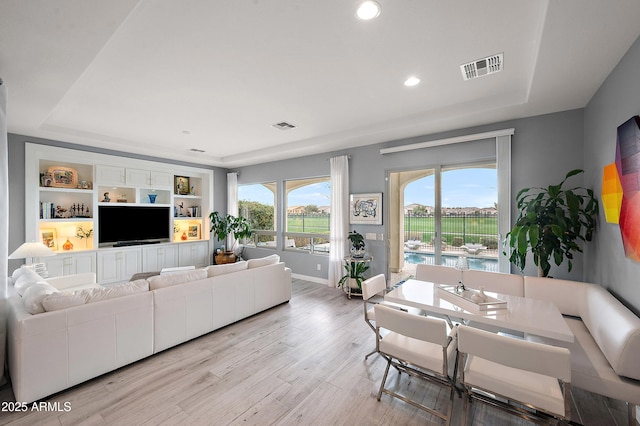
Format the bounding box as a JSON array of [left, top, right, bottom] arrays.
[[292, 273, 330, 286]]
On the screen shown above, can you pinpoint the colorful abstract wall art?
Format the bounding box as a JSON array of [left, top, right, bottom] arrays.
[[608, 116, 640, 262], [602, 162, 623, 224]]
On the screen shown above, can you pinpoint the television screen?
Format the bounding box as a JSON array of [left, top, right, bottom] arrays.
[[98, 205, 170, 246]]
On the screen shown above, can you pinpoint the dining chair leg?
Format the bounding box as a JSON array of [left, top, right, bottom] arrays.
[[377, 359, 392, 401], [365, 348, 377, 359]]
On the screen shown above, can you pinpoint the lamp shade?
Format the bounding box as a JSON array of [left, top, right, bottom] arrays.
[[8, 242, 56, 259]]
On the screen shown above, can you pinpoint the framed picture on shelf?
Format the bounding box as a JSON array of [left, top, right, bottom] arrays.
[[41, 228, 58, 250], [175, 176, 190, 195], [349, 193, 383, 225], [187, 223, 201, 240], [47, 166, 78, 188]]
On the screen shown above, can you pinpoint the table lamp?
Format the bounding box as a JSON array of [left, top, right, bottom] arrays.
[[8, 241, 56, 277]]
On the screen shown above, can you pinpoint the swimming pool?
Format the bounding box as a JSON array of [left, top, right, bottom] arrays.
[[404, 252, 498, 272]]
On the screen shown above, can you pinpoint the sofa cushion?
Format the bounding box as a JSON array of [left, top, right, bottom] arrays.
[[22, 283, 59, 314], [42, 290, 89, 312], [523, 276, 586, 317], [13, 267, 47, 296], [84, 279, 149, 304], [148, 269, 207, 290], [582, 285, 640, 381], [247, 254, 280, 269], [205, 260, 248, 277]]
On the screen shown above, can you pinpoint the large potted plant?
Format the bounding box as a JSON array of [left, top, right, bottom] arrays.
[[504, 169, 598, 277], [209, 211, 252, 264]]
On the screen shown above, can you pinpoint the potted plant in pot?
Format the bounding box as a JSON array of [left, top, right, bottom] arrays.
[[504, 169, 598, 277], [338, 230, 369, 295], [209, 211, 252, 264], [348, 230, 366, 258]]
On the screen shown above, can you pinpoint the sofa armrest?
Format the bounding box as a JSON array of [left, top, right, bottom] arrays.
[[45, 273, 97, 291]]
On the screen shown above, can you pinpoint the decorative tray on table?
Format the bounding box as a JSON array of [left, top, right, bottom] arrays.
[[436, 285, 508, 311]]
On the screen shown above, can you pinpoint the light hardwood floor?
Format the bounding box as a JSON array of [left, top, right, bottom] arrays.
[[0, 278, 632, 425]]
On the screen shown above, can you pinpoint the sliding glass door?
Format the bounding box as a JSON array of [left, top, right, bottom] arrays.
[[390, 162, 499, 283]]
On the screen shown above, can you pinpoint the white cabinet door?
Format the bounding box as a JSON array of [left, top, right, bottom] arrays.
[[125, 168, 151, 186], [150, 171, 173, 188], [178, 241, 209, 267], [43, 252, 96, 278], [126, 168, 172, 189], [96, 165, 126, 185], [97, 248, 142, 284], [142, 244, 178, 272]]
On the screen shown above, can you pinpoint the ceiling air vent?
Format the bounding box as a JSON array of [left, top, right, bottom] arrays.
[[460, 53, 503, 81], [272, 121, 296, 130]]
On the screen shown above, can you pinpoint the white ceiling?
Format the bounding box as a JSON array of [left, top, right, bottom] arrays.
[[2, 0, 640, 168]]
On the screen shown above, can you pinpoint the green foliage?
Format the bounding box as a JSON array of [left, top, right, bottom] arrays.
[[504, 169, 598, 277], [347, 230, 365, 250], [337, 261, 370, 289], [239, 200, 274, 231], [304, 204, 320, 214], [209, 211, 252, 248]]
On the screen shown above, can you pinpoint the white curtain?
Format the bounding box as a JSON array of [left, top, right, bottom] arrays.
[[0, 79, 8, 385], [329, 155, 349, 287], [227, 172, 238, 249]]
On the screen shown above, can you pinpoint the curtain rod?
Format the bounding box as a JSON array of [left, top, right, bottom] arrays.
[[380, 128, 514, 155]]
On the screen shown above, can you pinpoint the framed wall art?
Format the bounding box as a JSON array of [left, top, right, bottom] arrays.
[[187, 223, 201, 240], [41, 228, 58, 250], [175, 176, 190, 195], [350, 193, 382, 225], [47, 166, 78, 188]]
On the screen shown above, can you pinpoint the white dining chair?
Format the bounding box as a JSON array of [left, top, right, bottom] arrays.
[[456, 324, 571, 424], [415, 264, 462, 285], [374, 303, 458, 425], [361, 274, 424, 359]]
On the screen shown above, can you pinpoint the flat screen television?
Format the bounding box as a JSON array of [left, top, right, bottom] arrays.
[[98, 205, 171, 247]]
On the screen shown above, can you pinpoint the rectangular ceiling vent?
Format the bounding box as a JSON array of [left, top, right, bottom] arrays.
[[272, 121, 297, 130], [461, 53, 503, 81]]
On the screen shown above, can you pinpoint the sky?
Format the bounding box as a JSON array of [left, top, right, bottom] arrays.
[[405, 168, 497, 208], [239, 168, 497, 208]]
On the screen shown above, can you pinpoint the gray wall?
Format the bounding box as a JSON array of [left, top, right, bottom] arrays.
[[238, 109, 585, 282], [583, 35, 640, 313], [8, 109, 586, 283]]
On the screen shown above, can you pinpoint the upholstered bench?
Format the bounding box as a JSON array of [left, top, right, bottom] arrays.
[[523, 276, 640, 425]]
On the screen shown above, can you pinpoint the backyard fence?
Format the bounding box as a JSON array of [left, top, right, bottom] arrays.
[[404, 212, 499, 251]]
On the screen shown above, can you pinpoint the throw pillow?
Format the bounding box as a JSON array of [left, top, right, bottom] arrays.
[[148, 269, 207, 290], [42, 290, 89, 312], [205, 260, 248, 277], [247, 254, 280, 269], [22, 283, 59, 314], [14, 267, 47, 296]]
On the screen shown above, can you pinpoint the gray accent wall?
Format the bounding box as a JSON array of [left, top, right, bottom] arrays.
[[584, 35, 640, 314], [238, 109, 585, 283]]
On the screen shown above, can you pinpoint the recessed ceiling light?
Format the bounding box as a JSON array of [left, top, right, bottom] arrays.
[[404, 76, 421, 87], [189, 148, 206, 153], [356, 1, 381, 20], [182, 130, 191, 135]]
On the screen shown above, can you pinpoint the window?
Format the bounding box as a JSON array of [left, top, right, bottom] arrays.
[[238, 182, 276, 248], [285, 177, 331, 254]]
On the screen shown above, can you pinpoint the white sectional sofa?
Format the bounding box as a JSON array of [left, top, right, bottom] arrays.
[[414, 264, 640, 423], [6, 255, 291, 403]]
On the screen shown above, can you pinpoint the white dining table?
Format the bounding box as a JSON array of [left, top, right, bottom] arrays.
[[385, 279, 574, 343]]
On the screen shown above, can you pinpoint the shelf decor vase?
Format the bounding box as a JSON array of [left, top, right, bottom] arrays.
[[148, 194, 157, 204]]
